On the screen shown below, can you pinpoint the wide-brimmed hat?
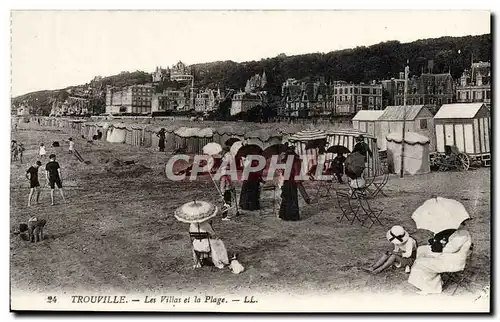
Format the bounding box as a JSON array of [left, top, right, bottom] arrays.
[[356, 134, 365, 141], [386, 225, 409, 244]]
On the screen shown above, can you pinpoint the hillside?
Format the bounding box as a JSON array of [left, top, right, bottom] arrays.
[[12, 33, 491, 115]]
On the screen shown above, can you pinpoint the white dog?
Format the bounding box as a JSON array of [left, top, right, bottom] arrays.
[[229, 253, 245, 274]]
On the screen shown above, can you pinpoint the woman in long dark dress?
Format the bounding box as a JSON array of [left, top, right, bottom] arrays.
[[279, 152, 311, 221], [239, 159, 264, 211], [157, 128, 166, 152]]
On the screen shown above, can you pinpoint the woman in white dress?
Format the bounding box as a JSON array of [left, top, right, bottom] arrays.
[[408, 222, 472, 294], [189, 220, 229, 269]]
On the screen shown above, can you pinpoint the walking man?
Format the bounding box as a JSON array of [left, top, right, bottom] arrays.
[[26, 161, 42, 207], [45, 154, 66, 205]]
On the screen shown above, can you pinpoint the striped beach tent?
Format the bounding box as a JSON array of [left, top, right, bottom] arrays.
[[325, 128, 383, 177], [287, 129, 328, 173]]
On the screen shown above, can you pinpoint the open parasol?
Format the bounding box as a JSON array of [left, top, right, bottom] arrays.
[[326, 145, 351, 155], [411, 197, 470, 233], [344, 152, 366, 179], [237, 144, 263, 158], [202, 142, 223, 156], [174, 200, 218, 223], [262, 143, 289, 158], [225, 138, 240, 147]]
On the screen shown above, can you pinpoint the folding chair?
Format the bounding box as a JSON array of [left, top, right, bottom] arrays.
[[367, 170, 390, 198], [189, 231, 213, 267], [335, 189, 364, 225], [442, 243, 475, 295], [352, 190, 384, 228], [313, 176, 337, 201]]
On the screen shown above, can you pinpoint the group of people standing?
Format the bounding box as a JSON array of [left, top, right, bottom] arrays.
[[217, 144, 311, 222], [25, 153, 66, 206]]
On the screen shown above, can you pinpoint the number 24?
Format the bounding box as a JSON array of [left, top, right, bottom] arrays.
[[46, 296, 57, 303]]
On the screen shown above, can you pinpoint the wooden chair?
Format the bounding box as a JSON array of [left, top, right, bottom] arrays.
[[189, 231, 213, 267], [442, 243, 475, 295]]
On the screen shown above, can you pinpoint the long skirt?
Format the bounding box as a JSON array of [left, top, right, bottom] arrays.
[[192, 238, 229, 269], [279, 181, 300, 221], [158, 139, 165, 151], [239, 180, 261, 211]]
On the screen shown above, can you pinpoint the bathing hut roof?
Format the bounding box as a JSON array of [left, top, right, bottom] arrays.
[[379, 105, 428, 121], [434, 103, 486, 119], [352, 110, 384, 121]]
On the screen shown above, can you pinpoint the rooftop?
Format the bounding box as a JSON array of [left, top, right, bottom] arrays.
[[434, 103, 487, 119]]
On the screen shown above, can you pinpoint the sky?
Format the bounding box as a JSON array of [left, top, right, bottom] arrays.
[[11, 10, 491, 97]]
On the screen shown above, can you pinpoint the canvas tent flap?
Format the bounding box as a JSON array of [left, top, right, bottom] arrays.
[[386, 132, 430, 145], [244, 129, 278, 142], [197, 127, 214, 138]]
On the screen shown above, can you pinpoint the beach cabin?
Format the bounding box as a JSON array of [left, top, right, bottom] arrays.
[[352, 110, 384, 148], [433, 103, 491, 165], [378, 105, 435, 152], [386, 132, 431, 175]]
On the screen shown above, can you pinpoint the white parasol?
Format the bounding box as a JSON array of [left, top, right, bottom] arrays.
[[174, 200, 218, 224], [202, 142, 223, 156], [411, 197, 470, 233], [230, 141, 243, 156]]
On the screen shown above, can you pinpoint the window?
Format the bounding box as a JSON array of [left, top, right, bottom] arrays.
[[420, 119, 428, 129]]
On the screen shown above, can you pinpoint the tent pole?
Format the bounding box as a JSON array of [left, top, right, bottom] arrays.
[[400, 62, 409, 178]]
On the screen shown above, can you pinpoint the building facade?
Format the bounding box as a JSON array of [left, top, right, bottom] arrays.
[[151, 89, 189, 113], [381, 78, 405, 107], [332, 81, 383, 116], [170, 61, 193, 83], [394, 73, 455, 107], [105, 84, 154, 114], [456, 61, 491, 107], [152, 66, 169, 83], [194, 88, 222, 113], [230, 92, 264, 116]]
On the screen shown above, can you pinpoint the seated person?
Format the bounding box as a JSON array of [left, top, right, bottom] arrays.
[[363, 225, 417, 274], [408, 220, 472, 295], [331, 153, 346, 183], [189, 220, 229, 269]]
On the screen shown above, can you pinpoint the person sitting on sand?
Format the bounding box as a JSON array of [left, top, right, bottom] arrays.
[[363, 225, 417, 274]]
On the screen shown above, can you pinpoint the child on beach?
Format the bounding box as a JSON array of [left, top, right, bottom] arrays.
[[219, 166, 238, 221], [68, 138, 74, 153], [363, 225, 417, 274], [39, 143, 46, 158]]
